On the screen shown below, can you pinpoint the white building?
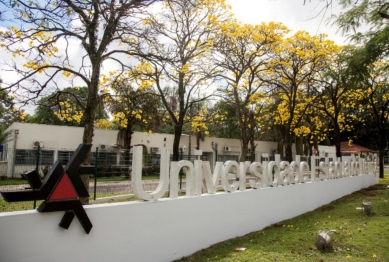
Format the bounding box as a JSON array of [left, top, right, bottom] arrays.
[[1, 122, 285, 178]]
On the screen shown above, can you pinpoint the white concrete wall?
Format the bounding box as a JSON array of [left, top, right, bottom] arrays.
[[6, 122, 277, 155], [7, 122, 119, 150], [0, 162, 7, 175], [0, 174, 378, 262], [318, 145, 336, 157]]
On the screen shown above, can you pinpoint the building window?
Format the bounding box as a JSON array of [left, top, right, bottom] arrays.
[[41, 151, 54, 165], [91, 152, 117, 166], [1, 144, 8, 161], [147, 154, 161, 166], [57, 151, 76, 165], [15, 149, 54, 165], [119, 152, 132, 165]]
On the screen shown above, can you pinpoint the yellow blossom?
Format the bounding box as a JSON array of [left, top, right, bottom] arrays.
[[19, 113, 26, 120], [62, 71, 72, 78]]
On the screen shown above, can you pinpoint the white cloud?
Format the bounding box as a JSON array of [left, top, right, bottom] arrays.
[[226, 0, 347, 45]]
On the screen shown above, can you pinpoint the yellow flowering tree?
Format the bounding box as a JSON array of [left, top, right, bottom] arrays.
[[213, 20, 289, 161], [265, 31, 340, 161], [353, 61, 389, 178], [0, 0, 161, 203], [104, 78, 160, 163], [207, 100, 241, 139], [125, 0, 230, 160], [255, 100, 275, 157], [315, 53, 356, 158], [27, 87, 108, 127], [182, 102, 215, 159], [94, 119, 115, 130]]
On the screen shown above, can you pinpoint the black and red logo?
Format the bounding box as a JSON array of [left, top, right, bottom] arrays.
[[1, 144, 94, 234]]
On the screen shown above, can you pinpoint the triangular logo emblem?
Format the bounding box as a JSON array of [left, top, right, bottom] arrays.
[[49, 172, 78, 200], [1, 145, 94, 234]]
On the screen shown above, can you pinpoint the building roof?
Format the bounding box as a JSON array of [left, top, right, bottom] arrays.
[[340, 141, 376, 154]]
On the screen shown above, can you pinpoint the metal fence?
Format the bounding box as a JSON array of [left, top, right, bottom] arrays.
[[0, 143, 200, 213], [0, 166, 169, 213]]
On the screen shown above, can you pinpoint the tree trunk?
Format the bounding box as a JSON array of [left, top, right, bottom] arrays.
[[80, 98, 97, 204], [248, 111, 256, 161], [284, 132, 293, 162], [239, 129, 249, 162], [238, 122, 249, 162], [333, 124, 342, 158], [379, 148, 384, 179], [240, 143, 248, 162], [249, 138, 256, 162], [379, 129, 385, 178], [188, 133, 192, 161], [172, 124, 183, 161], [80, 67, 100, 204], [196, 131, 201, 150], [296, 136, 303, 156], [278, 140, 284, 159]]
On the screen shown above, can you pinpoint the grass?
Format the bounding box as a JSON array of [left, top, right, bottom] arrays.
[[0, 200, 43, 212], [176, 177, 389, 262], [0, 178, 30, 186]]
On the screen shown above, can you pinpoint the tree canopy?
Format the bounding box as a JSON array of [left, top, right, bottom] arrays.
[[1, 0, 389, 180]]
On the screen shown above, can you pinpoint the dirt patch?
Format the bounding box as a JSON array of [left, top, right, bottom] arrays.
[[364, 184, 387, 191], [321, 206, 335, 211], [362, 192, 377, 196]]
